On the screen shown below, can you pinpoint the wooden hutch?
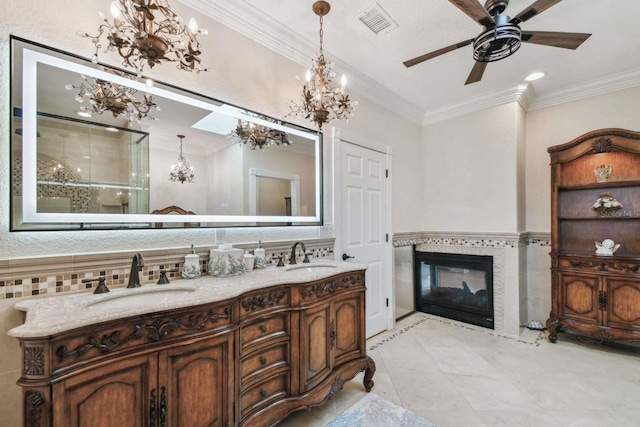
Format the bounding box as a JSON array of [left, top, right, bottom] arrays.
[[547, 128, 640, 343]]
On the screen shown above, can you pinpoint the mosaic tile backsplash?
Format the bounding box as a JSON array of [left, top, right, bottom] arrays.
[[0, 239, 334, 300]]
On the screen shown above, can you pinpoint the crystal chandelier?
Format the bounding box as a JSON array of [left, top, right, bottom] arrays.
[[289, 1, 356, 130], [232, 118, 291, 150], [65, 74, 159, 123], [169, 135, 195, 184], [80, 0, 208, 75]]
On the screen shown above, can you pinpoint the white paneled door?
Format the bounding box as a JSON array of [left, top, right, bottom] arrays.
[[340, 142, 388, 338]]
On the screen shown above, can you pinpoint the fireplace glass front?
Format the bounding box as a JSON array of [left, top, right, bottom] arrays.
[[414, 251, 494, 329]]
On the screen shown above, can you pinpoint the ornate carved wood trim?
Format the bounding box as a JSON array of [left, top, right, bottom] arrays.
[[240, 290, 286, 312], [24, 391, 45, 427], [590, 137, 613, 154], [23, 347, 45, 376], [363, 355, 377, 392], [549, 128, 640, 154], [301, 273, 364, 299], [55, 307, 231, 363], [568, 259, 639, 273], [327, 377, 345, 399]]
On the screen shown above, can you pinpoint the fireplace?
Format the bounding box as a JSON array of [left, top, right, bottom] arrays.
[[414, 250, 494, 329]]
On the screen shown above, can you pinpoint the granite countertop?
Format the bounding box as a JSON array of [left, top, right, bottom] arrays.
[[9, 260, 367, 339]]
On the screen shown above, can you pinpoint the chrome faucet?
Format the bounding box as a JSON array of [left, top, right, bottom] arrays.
[[127, 253, 145, 288], [290, 242, 310, 265]]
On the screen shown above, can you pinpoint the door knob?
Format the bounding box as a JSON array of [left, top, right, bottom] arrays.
[[342, 253, 355, 261]]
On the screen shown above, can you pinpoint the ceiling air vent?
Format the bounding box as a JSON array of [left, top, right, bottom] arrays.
[[357, 3, 398, 36]]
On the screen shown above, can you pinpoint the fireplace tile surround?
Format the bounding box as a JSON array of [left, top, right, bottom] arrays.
[[393, 231, 551, 336]]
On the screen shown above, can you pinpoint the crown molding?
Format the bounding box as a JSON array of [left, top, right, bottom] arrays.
[[528, 67, 640, 111], [421, 65, 640, 125], [421, 83, 535, 126], [178, 0, 425, 125]]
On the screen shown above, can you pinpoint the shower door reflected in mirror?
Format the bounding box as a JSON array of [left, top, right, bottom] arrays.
[[12, 113, 150, 230]]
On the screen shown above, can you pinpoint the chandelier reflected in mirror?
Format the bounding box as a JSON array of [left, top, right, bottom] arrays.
[[288, 1, 356, 130], [80, 0, 208, 75], [232, 118, 291, 151], [169, 135, 195, 184], [66, 74, 159, 123]]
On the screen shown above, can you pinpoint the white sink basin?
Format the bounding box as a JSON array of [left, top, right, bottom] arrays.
[[285, 264, 338, 273], [88, 288, 195, 310]]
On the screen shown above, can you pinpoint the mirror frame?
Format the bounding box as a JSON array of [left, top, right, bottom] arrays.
[[11, 36, 323, 229]]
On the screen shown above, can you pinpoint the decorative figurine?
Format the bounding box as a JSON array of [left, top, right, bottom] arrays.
[[595, 239, 620, 256], [594, 164, 612, 183]]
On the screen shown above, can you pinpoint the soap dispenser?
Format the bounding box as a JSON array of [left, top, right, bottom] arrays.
[[254, 240, 266, 269], [182, 244, 201, 279]]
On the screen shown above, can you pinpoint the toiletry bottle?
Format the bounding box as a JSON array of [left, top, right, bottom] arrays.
[[182, 244, 201, 279], [254, 240, 266, 268]]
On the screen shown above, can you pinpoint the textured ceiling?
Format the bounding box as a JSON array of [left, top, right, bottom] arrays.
[[180, 0, 640, 124]]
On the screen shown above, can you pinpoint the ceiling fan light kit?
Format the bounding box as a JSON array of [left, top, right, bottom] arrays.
[[404, 0, 592, 85]]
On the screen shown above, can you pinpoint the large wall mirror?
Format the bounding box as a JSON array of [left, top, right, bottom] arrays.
[[10, 37, 322, 231]]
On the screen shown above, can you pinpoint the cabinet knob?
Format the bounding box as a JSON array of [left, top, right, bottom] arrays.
[[260, 357, 267, 365], [260, 325, 267, 333], [260, 389, 267, 398]]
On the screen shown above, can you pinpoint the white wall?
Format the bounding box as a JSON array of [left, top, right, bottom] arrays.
[[422, 103, 521, 233]]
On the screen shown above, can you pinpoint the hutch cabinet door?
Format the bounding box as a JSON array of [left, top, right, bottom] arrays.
[[161, 334, 233, 427], [52, 354, 157, 427], [333, 294, 365, 366], [603, 277, 640, 329], [299, 302, 333, 392], [559, 272, 601, 325]]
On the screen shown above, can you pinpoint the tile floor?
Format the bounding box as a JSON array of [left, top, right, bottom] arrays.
[[278, 313, 640, 427]]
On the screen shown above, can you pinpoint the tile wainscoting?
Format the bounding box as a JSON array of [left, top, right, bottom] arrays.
[[0, 238, 335, 300], [392, 231, 551, 336]]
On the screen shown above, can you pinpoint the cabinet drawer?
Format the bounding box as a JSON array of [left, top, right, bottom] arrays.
[[240, 371, 289, 419], [241, 342, 288, 386], [239, 288, 290, 316], [240, 315, 288, 350]]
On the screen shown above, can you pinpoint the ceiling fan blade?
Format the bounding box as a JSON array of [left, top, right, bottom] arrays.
[[448, 0, 494, 27], [465, 61, 487, 85], [403, 39, 474, 68], [511, 0, 562, 25], [521, 31, 592, 49]]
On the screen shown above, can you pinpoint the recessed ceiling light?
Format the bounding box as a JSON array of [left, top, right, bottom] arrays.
[[105, 127, 119, 132], [77, 111, 92, 118], [525, 72, 545, 81]]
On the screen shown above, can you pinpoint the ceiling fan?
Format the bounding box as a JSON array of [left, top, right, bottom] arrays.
[[403, 0, 591, 85]]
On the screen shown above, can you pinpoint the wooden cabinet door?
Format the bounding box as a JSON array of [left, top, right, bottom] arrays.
[[333, 294, 365, 366], [52, 354, 157, 427], [604, 277, 640, 329], [299, 302, 332, 392], [161, 334, 233, 427], [559, 272, 600, 325]]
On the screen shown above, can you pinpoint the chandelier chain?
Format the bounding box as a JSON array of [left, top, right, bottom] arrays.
[[319, 15, 324, 55]]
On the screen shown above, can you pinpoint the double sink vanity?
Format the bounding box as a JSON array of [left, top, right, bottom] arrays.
[[10, 260, 375, 427]]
